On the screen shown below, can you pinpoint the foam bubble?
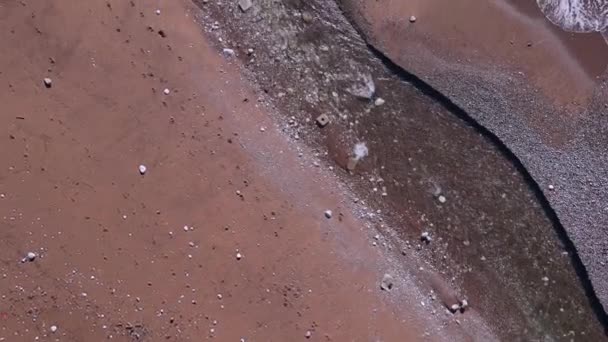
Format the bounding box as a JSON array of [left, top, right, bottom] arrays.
[[537, 0, 608, 32]]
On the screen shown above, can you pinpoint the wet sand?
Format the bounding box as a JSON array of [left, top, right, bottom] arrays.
[[193, 0, 606, 339], [340, 0, 608, 326], [0, 0, 466, 340]]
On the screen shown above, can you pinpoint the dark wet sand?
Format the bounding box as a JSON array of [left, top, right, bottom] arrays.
[[339, 0, 608, 330]]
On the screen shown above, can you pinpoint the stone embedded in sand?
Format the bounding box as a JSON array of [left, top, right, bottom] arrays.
[[43, 78, 52, 88], [324, 210, 333, 219], [238, 0, 253, 12], [437, 195, 446, 204], [222, 48, 235, 58], [236, 252, 242, 260], [316, 114, 329, 127], [548, 184, 555, 190], [50, 325, 58, 333], [155, 9, 161, 15], [409, 15, 417, 23], [305, 330, 312, 339], [346, 157, 358, 171], [302, 11, 313, 23], [460, 299, 469, 311], [374, 97, 385, 106], [138, 164, 147, 175], [380, 273, 394, 291], [450, 304, 460, 313], [163, 88, 171, 95], [347, 73, 375, 99]]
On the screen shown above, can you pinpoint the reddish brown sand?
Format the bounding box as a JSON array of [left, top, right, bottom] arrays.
[[0, 0, 499, 341]]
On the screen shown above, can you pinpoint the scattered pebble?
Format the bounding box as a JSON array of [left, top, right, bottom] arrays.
[[217, 294, 223, 299], [238, 0, 253, 12], [548, 184, 555, 190], [460, 299, 469, 311], [380, 273, 394, 291], [420, 232, 431, 243], [163, 88, 171, 95], [305, 330, 312, 339], [316, 114, 329, 127], [155, 9, 161, 15], [23, 252, 37, 262], [374, 97, 385, 106], [450, 304, 460, 313], [259, 127, 265, 132], [409, 15, 417, 23], [50, 325, 58, 333], [43, 78, 52, 88], [236, 252, 242, 260], [222, 48, 235, 58], [437, 195, 446, 204], [138, 164, 147, 175], [324, 210, 333, 219]]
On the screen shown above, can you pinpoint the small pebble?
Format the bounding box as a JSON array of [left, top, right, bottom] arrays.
[[217, 294, 223, 299], [374, 97, 385, 106], [222, 48, 235, 58], [50, 325, 58, 333], [138, 164, 147, 175], [236, 252, 242, 260], [409, 15, 417, 23], [324, 210, 332, 219], [421, 231, 431, 243], [155, 9, 161, 15], [43, 78, 52, 88], [450, 304, 460, 313], [25, 252, 36, 262], [548, 184, 555, 190], [380, 273, 394, 291], [438, 195, 446, 203], [259, 127, 265, 132], [305, 330, 312, 339], [163, 88, 170, 95]]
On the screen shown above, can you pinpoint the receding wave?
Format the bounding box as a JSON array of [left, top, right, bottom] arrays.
[[537, 0, 608, 32]]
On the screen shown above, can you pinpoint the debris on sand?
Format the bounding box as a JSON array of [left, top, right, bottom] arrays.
[[155, 9, 161, 15], [50, 325, 58, 333], [138, 164, 147, 175], [347, 73, 375, 99], [409, 15, 417, 23], [238, 0, 253, 12], [316, 114, 329, 127], [163, 88, 171, 95], [43, 78, 52, 88], [305, 330, 312, 338], [324, 210, 333, 219], [22, 252, 37, 262], [380, 273, 394, 291]]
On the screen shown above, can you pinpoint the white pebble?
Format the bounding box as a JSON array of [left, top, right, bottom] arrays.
[[50, 325, 58, 333], [305, 330, 312, 338], [138, 164, 147, 175], [374, 97, 385, 106], [260, 127, 266, 132], [43, 78, 52, 88], [548, 184, 555, 190], [438, 195, 446, 203], [163, 88, 171, 95], [217, 293, 223, 299], [236, 252, 242, 260], [324, 210, 333, 219], [155, 9, 161, 15], [409, 15, 417, 23], [26, 252, 36, 262]]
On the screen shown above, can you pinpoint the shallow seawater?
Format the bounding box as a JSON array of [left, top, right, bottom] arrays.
[[537, 0, 608, 32]]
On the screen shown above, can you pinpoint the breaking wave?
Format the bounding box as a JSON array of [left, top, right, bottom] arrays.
[[536, 0, 608, 32]]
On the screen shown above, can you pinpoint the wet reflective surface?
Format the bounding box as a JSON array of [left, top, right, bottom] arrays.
[[194, 0, 606, 339]]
